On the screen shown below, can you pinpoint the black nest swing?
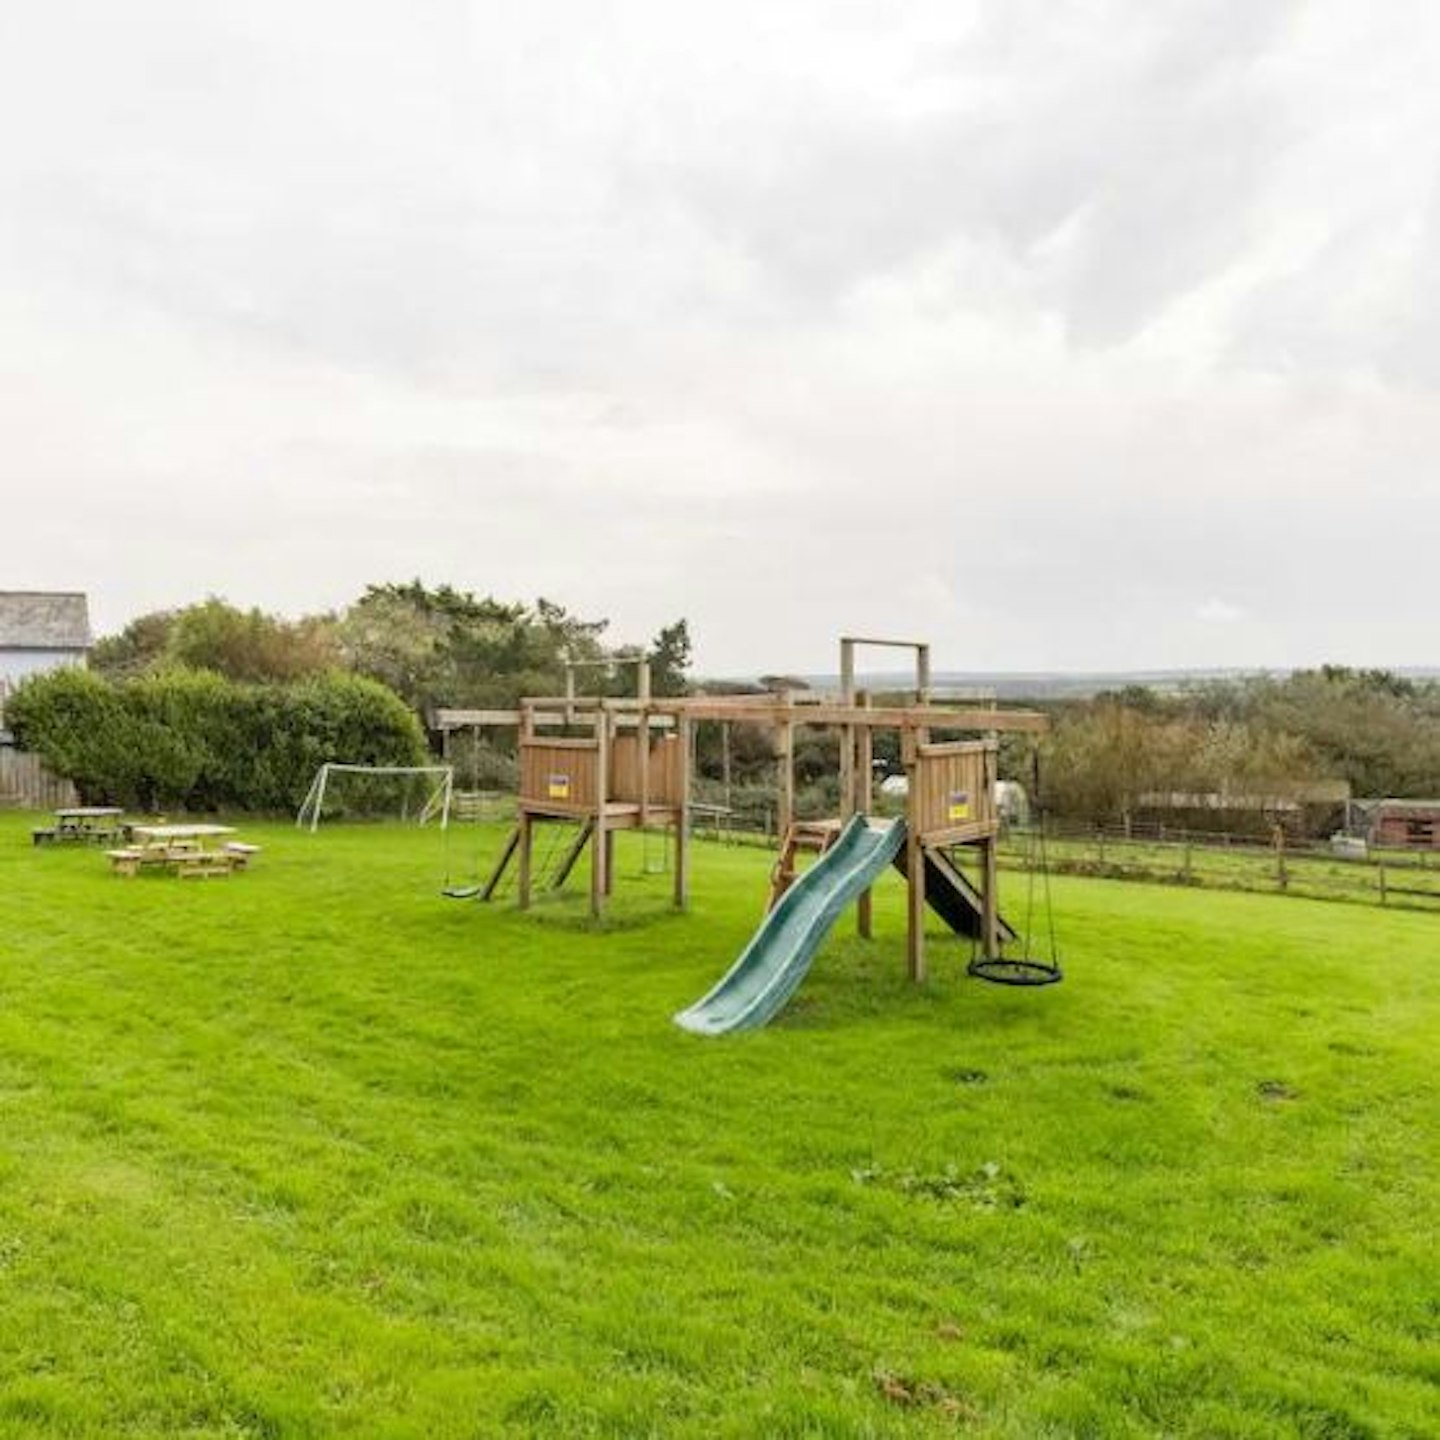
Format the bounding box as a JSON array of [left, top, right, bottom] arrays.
[[967, 754, 1062, 987]]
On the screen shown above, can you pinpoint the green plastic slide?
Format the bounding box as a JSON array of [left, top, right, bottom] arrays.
[[674, 815, 907, 1036]]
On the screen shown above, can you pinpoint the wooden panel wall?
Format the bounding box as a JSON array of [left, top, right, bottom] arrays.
[[0, 748, 78, 810], [520, 739, 598, 810], [610, 734, 686, 807], [912, 741, 996, 841]]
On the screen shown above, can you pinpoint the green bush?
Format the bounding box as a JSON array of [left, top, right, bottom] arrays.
[[8, 667, 427, 813]]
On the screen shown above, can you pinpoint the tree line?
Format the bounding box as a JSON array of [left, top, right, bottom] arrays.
[[12, 584, 692, 812], [13, 581, 1434, 826], [1033, 667, 1440, 831], [90, 584, 692, 712]]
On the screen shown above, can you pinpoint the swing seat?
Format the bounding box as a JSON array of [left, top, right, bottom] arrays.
[[442, 884, 484, 900], [967, 955, 1063, 987]]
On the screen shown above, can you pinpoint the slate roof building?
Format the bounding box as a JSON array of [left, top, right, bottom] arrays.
[[0, 591, 93, 729]]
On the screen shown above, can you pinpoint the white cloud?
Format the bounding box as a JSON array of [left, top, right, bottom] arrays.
[[1196, 599, 1244, 625], [0, 1, 1438, 674]]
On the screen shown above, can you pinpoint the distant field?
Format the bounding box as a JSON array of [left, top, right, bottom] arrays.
[[995, 828, 1440, 914], [0, 812, 1436, 1437]]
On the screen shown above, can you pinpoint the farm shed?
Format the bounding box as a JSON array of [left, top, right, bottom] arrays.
[[1366, 799, 1440, 849], [1133, 779, 1350, 839]]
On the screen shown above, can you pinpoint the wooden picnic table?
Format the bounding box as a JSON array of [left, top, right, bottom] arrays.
[[110, 824, 260, 879], [129, 824, 236, 845], [35, 807, 126, 846]]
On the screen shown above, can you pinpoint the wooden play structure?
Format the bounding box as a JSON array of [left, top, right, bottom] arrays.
[[453, 637, 1049, 985], [453, 658, 693, 913], [678, 636, 1046, 981]]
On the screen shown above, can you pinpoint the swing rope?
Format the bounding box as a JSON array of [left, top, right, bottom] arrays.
[[967, 748, 1063, 987], [441, 817, 484, 899]]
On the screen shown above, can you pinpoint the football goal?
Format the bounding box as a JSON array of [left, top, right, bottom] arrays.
[[296, 764, 454, 832]]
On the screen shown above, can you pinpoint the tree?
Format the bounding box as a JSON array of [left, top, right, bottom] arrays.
[[89, 610, 177, 679], [647, 619, 692, 698], [167, 598, 340, 683], [337, 581, 616, 714], [92, 599, 339, 684]]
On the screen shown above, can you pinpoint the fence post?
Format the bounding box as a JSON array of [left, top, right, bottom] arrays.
[[1273, 825, 1288, 892], [1379, 862, 1387, 906]]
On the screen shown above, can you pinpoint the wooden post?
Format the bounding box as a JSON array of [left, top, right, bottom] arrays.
[[981, 835, 1000, 959], [518, 812, 533, 910], [721, 720, 732, 812], [839, 639, 856, 827], [776, 696, 795, 837], [902, 726, 925, 981], [906, 828, 926, 982], [638, 700, 651, 830], [675, 711, 692, 910], [856, 692, 874, 813], [857, 692, 874, 939], [591, 707, 610, 917]]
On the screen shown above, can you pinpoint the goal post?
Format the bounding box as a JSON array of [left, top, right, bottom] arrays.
[[296, 764, 454, 832]]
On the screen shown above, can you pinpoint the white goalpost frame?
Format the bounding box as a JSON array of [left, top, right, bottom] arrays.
[[296, 763, 454, 832]]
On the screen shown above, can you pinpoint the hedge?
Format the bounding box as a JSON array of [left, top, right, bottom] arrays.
[[7, 666, 428, 813]]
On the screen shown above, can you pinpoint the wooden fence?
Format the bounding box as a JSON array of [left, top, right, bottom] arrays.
[[0, 748, 77, 810], [999, 821, 1440, 913]]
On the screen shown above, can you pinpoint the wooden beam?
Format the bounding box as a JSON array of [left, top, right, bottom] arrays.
[[434, 708, 522, 729], [480, 825, 521, 901], [669, 700, 1046, 733], [549, 818, 594, 891], [839, 634, 930, 651], [517, 813, 533, 910]]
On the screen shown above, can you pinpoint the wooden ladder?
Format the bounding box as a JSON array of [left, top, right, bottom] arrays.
[[767, 818, 844, 910]]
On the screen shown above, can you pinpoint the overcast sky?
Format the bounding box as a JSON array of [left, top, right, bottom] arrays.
[[2, 2, 1438, 676]]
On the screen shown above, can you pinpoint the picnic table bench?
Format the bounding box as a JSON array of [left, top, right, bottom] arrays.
[[107, 825, 261, 879], [34, 807, 126, 846]]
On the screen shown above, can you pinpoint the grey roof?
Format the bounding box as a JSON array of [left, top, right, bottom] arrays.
[[0, 591, 92, 650]]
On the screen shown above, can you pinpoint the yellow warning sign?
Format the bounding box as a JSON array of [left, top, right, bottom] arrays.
[[948, 790, 971, 821], [547, 773, 571, 801]]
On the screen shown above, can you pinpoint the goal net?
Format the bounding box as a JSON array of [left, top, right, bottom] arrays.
[[296, 764, 454, 832]]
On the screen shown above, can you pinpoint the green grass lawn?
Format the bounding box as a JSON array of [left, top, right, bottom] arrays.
[[0, 812, 1436, 1438]]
